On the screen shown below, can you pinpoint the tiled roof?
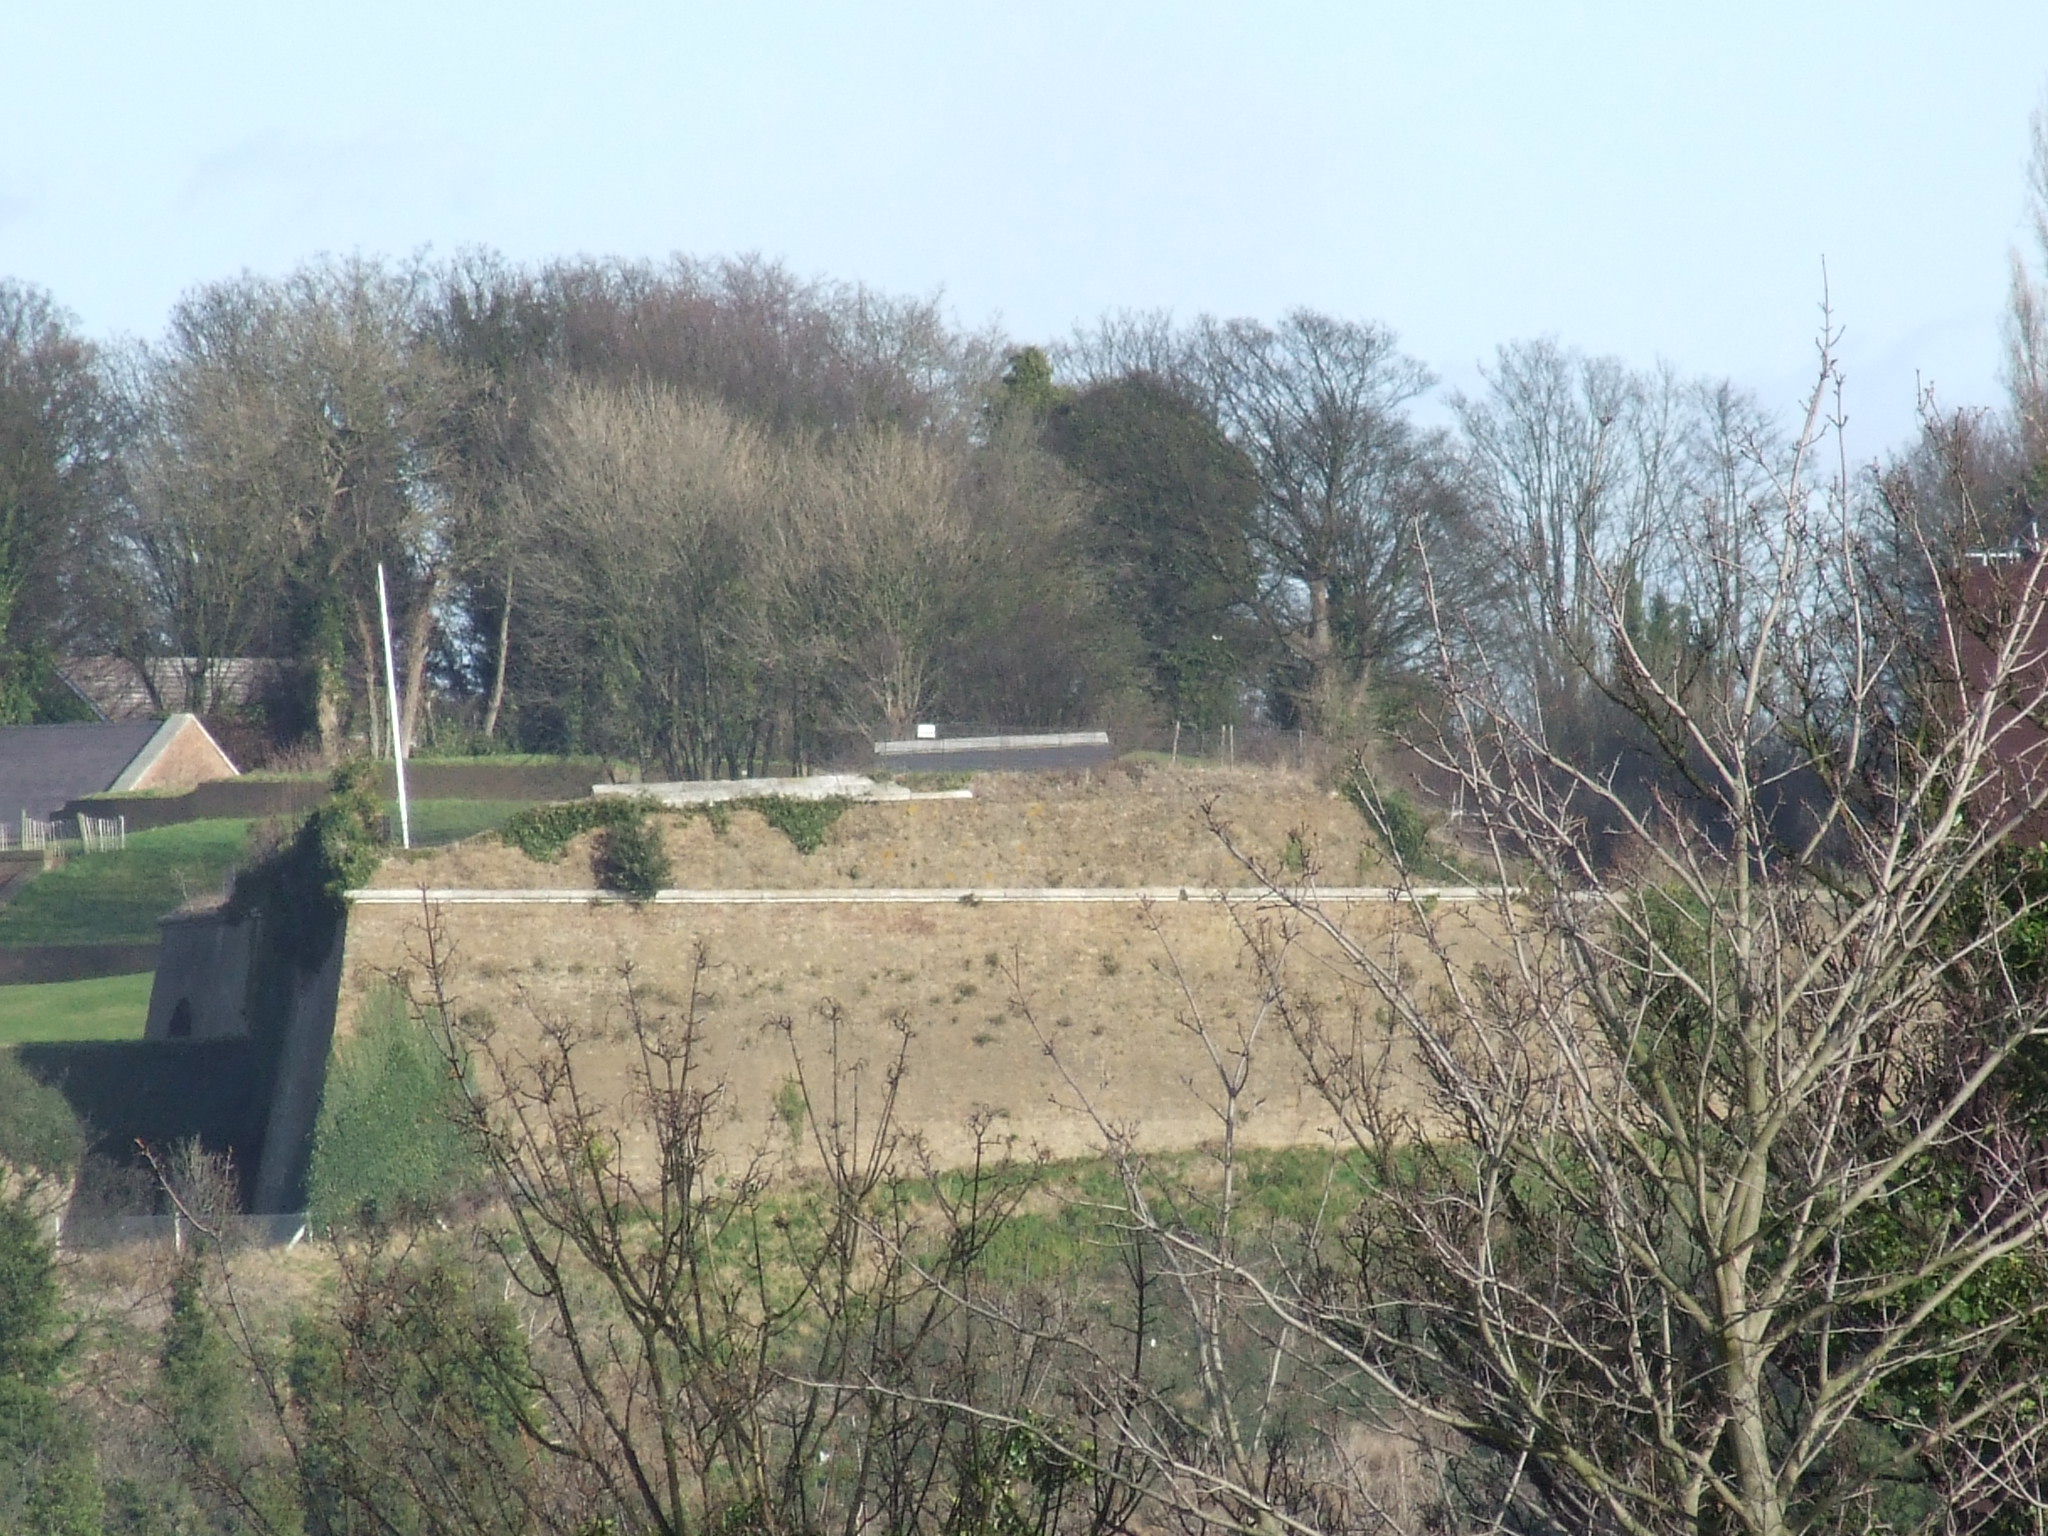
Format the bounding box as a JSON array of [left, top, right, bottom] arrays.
[[0, 721, 162, 820], [57, 656, 282, 722]]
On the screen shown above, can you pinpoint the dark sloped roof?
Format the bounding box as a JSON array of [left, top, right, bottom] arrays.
[[0, 721, 162, 821]]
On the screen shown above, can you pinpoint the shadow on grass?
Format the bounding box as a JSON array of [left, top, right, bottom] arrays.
[[12, 1039, 270, 1203]]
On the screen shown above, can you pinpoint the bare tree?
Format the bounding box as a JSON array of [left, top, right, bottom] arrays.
[[1010, 335, 2048, 1534], [787, 423, 975, 735], [2008, 87, 2048, 470], [123, 291, 300, 717], [542, 253, 998, 441], [518, 378, 778, 776], [1192, 311, 1452, 721], [1056, 308, 1187, 389], [128, 257, 468, 755], [423, 249, 561, 742], [1451, 341, 1707, 722]]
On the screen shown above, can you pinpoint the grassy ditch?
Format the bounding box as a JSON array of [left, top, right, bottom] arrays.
[[0, 972, 154, 1045], [697, 1147, 1372, 1299]]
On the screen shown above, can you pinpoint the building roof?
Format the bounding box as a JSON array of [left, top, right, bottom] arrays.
[[0, 721, 162, 820], [0, 714, 241, 821], [57, 656, 282, 722]]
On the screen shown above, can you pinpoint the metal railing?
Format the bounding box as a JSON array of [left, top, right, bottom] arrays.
[[75, 813, 127, 852], [0, 812, 126, 853], [53, 1210, 310, 1252]]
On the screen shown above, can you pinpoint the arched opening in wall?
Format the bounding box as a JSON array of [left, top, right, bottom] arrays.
[[168, 998, 193, 1038]]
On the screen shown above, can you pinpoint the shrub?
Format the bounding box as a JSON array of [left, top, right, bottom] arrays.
[[502, 793, 847, 865], [306, 988, 481, 1228], [228, 760, 388, 972], [747, 796, 848, 854], [1341, 771, 1437, 873], [0, 1051, 85, 1181], [595, 809, 672, 900], [500, 797, 623, 861], [499, 794, 663, 863]]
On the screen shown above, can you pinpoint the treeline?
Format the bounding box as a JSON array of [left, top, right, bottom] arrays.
[[8, 249, 1995, 773]]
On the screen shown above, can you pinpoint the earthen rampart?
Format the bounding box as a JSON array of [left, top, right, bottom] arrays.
[[321, 767, 1496, 1179]]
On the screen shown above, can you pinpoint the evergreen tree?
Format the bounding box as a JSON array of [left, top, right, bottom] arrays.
[[0, 1195, 101, 1536]]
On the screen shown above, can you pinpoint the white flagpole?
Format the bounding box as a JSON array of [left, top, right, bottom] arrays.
[[376, 563, 411, 849]]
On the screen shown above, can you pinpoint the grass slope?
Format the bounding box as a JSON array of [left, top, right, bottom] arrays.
[[0, 803, 531, 950], [0, 972, 154, 1043], [391, 799, 537, 846], [0, 819, 255, 947]]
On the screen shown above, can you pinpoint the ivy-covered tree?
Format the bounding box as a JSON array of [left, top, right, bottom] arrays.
[[1044, 372, 1262, 725], [0, 280, 127, 722]]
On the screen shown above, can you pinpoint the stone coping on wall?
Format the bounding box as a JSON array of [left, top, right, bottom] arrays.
[[348, 885, 1507, 905], [873, 731, 1111, 755], [594, 774, 975, 806]]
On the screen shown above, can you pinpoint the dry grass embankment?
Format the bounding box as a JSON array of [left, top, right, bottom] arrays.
[[362, 762, 1394, 892], [338, 764, 1507, 1174]]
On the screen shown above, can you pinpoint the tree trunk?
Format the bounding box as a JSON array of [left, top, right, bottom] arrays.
[[355, 609, 382, 759], [1300, 573, 1341, 722], [482, 565, 512, 739], [313, 657, 341, 763], [399, 569, 442, 757]]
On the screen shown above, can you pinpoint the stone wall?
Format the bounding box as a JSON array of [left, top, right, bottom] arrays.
[[139, 899, 348, 1211], [144, 906, 258, 1040], [249, 937, 345, 1214]]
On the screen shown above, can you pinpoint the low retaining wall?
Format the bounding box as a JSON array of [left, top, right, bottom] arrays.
[[597, 774, 973, 807], [871, 732, 1115, 775]]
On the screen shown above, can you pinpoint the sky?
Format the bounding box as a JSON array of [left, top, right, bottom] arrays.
[[5, 1, 2047, 458]]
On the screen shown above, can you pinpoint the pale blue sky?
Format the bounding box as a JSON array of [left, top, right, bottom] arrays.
[[5, 1, 2047, 455]]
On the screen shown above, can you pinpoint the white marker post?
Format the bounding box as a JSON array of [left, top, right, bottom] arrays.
[[376, 563, 412, 849]]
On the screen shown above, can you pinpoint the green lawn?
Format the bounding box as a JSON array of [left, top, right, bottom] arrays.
[[0, 819, 254, 947], [0, 803, 530, 951], [0, 972, 154, 1044], [390, 799, 538, 846]]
